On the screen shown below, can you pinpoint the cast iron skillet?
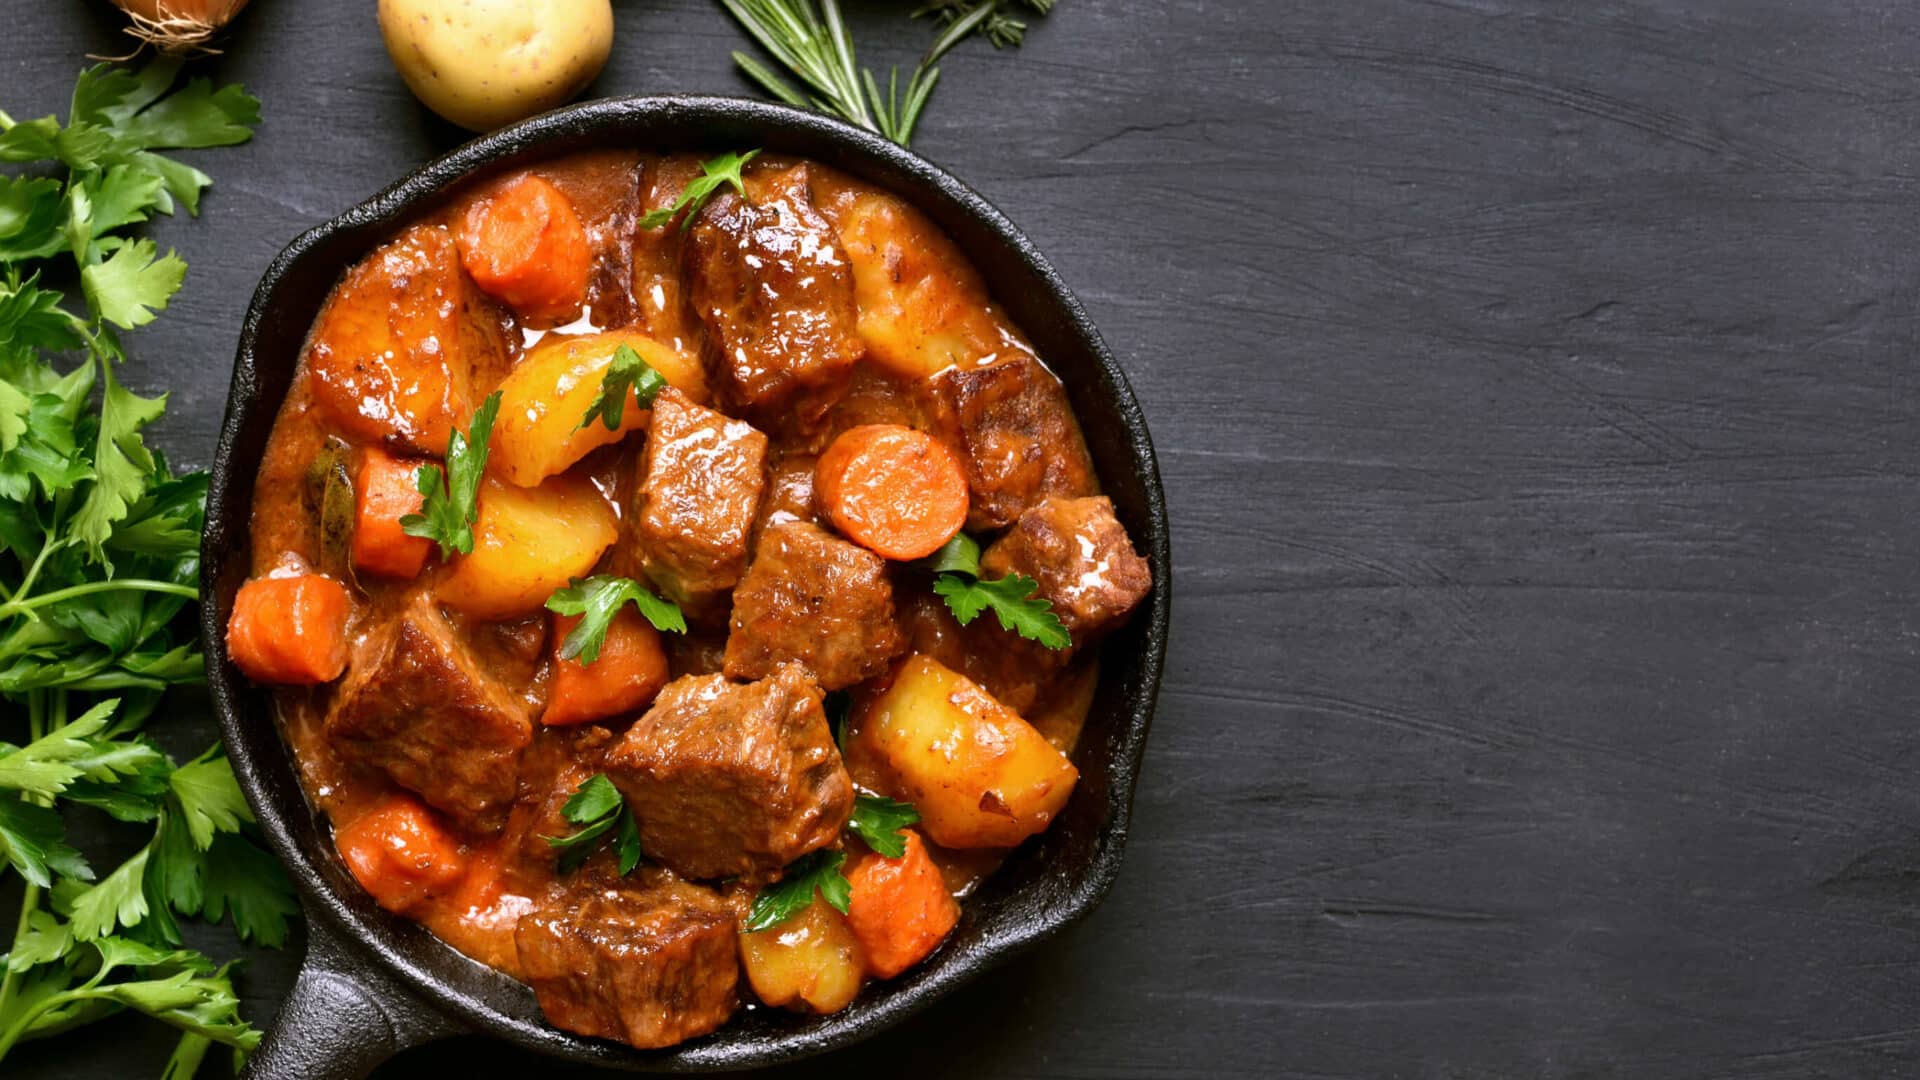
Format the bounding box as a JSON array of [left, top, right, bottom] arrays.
[[202, 96, 1170, 1078]]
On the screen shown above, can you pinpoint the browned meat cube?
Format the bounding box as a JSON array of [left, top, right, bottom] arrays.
[[924, 355, 1097, 530], [724, 521, 907, 690], [604, 664, 851, 880], [515, 869, 739, 1048], [980, 495, 1151, 642], [630, 387, 769, 616], [325, 595, 533, 834], [683, 165, 862, 422]]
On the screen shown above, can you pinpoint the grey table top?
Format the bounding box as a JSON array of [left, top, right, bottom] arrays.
[[10, 2, 1920, 1077]]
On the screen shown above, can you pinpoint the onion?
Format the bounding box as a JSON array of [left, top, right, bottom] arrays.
[[109, 0, 252, 54]]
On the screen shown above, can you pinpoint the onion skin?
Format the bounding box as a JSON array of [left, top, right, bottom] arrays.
[[110, 0, 253, 54]]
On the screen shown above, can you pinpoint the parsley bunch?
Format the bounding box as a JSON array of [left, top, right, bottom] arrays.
[[928, 532, 1070, 650], [0, 59, 294, 1070]]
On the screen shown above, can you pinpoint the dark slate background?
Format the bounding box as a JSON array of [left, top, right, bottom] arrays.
[[10, 1, 1920, 1077]]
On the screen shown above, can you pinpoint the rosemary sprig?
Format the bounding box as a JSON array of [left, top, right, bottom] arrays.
[[914, 0, 1057, 50], [717, 0, 1028, 146]]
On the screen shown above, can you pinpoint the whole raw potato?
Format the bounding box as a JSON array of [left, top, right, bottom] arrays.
[[378, 0, 614, 131]]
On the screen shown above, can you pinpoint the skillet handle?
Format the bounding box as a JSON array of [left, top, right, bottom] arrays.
[[242, 914, 461, 1080]]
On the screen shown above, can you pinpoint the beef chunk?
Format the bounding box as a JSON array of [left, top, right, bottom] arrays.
[[630, 387, 768, 616], [515, 869, 739, 1048], [980, 495, 1151, 642], [325, 595, 532, 834], [604, 664, 851, 880], [924, 355, 1097, 530], [683, 165, 862, 422], [724, 521, 906, 690]]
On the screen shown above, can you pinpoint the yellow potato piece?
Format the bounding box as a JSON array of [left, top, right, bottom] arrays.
[[739, 895, 865, 1014], [439, 475, 616, 619], [854, 655, 1079, 849], [835, 193, 1029, 380], [491, 330, 705, 487], [378, 0, 613, 132]]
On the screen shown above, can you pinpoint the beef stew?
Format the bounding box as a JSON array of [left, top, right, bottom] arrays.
[[228, 149, 1152, 1051]]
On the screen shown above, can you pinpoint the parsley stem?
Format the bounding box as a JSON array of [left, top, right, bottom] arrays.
[[0, 882, 42, 1025], [0, 579, 197, 620], [7, 536, 62, 612]]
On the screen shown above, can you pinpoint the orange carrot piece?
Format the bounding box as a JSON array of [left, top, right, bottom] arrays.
[[844, 829, 960, 978], [335, 794, 468, 915], [226, 574, 352, 685], [458, 173, 591, 322], [542, 607, 671, 726], [814, 424, 969, 561], [353, 446, 433, 579]]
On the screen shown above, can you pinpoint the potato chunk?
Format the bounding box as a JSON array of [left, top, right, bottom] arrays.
[[491, 330, 705, 487], [739, 895, 865, 1014], [834, 192, 1027, 380], [306, 224, 504, 455], [439, 475, 617, 619], [851, 655, 1078, 849]]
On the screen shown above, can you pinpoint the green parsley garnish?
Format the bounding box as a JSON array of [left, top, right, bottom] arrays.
[[847, 794, 919, 859], [545, 575, 687, 664], [637, 150, 760, 231], [399, 390, 502, 559], [0, 58, 290, 1070], [543, 774, 643, 875], [575, 343, 667, 433], [744, 849, 851, 932], [927, 532, 1070, 650]]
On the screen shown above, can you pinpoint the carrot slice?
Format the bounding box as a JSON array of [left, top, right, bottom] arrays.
[[353, 446, 432, 579], [458, 173, 592, 322], [542, 607, 670, 726], [844, 828, 960, 978], [335, 793, 468, 915], [814, 424, 969, 561], [226, 574, 352, 685]]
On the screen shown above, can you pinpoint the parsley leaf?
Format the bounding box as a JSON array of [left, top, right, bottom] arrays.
[[544, 774, 644, 875], [0, 798, 91, 889], [167, 752, 253, 850], [745, 850, 851, 932], [80, 238, 186, 330], [545, 575, 687, 663], [638, 150, 760, 230], [928, 533, 1071, 650], [67, 843, 149, 941], [847, 794, 919, 859], [197, 833, 297, 948], [68, 361, 167, 562], [400, 390, 502, 559], [576, 344, 668, 432]]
